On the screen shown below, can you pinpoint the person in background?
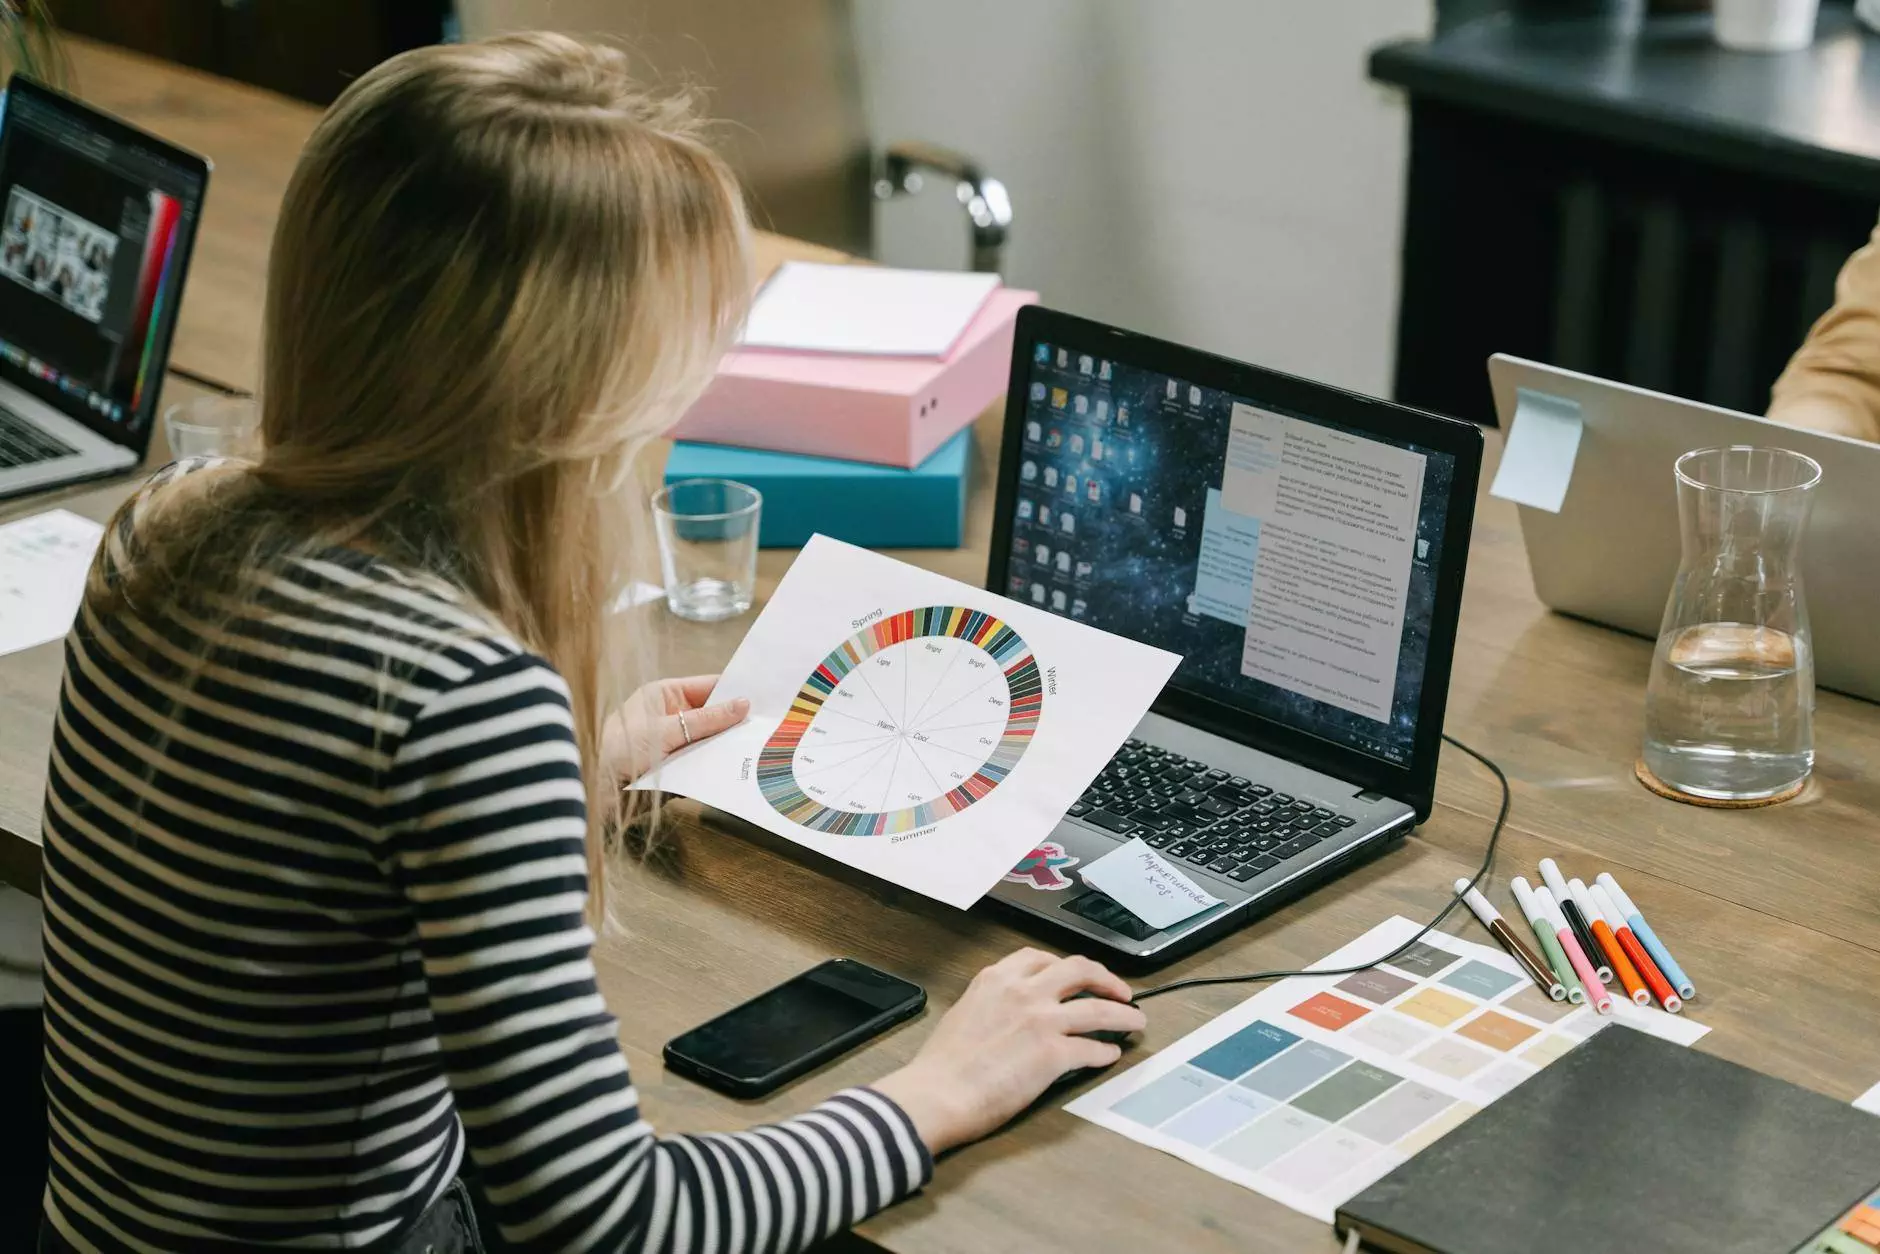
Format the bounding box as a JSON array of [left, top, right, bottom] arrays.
[[37, 32, 1143, 1254], [1769, 218, 1880, 442]]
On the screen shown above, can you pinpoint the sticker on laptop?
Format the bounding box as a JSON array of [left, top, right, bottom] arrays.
[[1006, 842, 1080, 891]]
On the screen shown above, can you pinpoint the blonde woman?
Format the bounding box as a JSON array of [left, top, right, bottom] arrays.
[[37, 34, 1143, 1254]]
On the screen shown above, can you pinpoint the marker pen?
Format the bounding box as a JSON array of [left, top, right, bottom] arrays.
[[1455, 879, 1564, 1001], [1536, 885, 1612, 1015], [1540, 858, 1612, 983], [1570, 877, 1649, 1006], [1592, 882, 1682, 1013], [1598, 872, 1694, 1001], [1511, 876, 1583, 1005]]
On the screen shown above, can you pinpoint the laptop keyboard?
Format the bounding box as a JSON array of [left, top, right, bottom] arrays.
[[0, 405, 76, 468], [1072, 738, 1356, 883]]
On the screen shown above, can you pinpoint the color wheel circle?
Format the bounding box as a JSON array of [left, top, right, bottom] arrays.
[[758, 606, 1042, 835]]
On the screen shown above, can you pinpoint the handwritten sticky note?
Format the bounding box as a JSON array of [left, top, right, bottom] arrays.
[[1080, 837, 1222, 930], [1489, 387, 1584, 513], [0, 508, 103, 657]]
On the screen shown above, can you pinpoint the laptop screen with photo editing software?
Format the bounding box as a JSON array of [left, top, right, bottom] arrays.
[[1000, 341, 1458, 768], [0, 81, 205, 440]]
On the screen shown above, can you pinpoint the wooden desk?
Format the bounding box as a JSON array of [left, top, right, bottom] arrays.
[[6, 38, 1880, 1254]]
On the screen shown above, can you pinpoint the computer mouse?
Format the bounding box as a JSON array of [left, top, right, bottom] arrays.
[[1052, 990, 1139, 1087]]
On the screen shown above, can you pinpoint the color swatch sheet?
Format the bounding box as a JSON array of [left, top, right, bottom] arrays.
[[1068, 915, 1709, 1223], [640, 536, 1180, 909], [1802, 1191, 1880, 1253]]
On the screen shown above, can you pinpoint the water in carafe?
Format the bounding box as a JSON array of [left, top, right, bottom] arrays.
[[1640, 446, 1819, 802]]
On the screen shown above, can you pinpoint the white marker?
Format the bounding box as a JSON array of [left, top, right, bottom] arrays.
[[1598, 872, 1696, 1000], [1454, 878, 1563, 1001], [1535, 885, 1613, 1015], [1512, 876, 1585, 1004], [1540, 858, 1613, 983]]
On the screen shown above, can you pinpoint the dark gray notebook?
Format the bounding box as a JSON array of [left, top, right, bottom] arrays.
[[1336, 1026, 1880, 1254]]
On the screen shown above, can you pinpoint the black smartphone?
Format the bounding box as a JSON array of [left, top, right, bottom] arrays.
[[663, 959, 927, 1099]]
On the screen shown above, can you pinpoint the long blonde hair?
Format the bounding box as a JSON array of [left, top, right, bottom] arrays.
[[102, 33, 751, 916]]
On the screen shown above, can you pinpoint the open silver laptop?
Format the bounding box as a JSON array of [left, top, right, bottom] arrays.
[[1489, 354, 1880, 704], [981, 308, 1484, 969], [0, 77, 208, 500]]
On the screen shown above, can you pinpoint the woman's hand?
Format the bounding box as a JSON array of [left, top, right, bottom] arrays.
[[872, 949, 1146, 1154], [603, 675, 750, 782]]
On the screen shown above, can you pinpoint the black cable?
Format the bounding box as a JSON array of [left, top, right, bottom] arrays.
[[1133, 733, 1511, 1003], [166, 363, 253, 398]]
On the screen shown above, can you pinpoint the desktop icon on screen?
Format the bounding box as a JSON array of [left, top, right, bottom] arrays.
[[1032, 583, 1047, 604], [1051, 388, 1067, 409], [1098, 360, 1112, 380], [1078, 354, 1093, 375], [1057, 348, 1069, 368], [1056, 551, 1071, 573], [1165, 379, 1178, 400], [1189, 385, 1202, 406], [1095, 399, 1110, 422], [1069, 434, 1085, 456], [1043, 467, 1059, 488], [1051, 589, 1068, 611], [1173, 505, 1187, 528], [1026, 420, 1042, 442], [1035, 342, 1051, 363], [1074, 395, 1089, 416], [1029, 382, 1046, 402]]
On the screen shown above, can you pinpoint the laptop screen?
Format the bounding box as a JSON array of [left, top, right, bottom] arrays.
[[1000, 339, 1459, 768], [0, 82, 205, 440]]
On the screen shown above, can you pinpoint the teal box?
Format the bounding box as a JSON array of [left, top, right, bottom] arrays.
[[663, 429, 972, 549]]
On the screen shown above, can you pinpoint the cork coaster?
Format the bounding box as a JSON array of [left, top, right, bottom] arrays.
[[1634, 758, 1807, 809]]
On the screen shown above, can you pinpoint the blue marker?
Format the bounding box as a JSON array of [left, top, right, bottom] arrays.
[[1598, 872, 1695, 1000]]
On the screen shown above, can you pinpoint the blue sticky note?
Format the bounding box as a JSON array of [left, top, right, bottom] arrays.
[[1489, 387, 1583, 513]]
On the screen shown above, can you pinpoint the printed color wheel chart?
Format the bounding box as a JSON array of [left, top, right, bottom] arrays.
[[758, 606, 1042, 834]]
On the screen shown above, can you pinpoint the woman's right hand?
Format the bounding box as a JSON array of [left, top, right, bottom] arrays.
[[872, 949, 1146, 1155]]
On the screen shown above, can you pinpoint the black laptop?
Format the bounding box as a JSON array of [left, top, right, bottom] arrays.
[[982, 307, 1482, 967], [0, 75, 209, 500]]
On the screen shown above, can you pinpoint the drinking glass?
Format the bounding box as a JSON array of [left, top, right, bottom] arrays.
[[162, 395, 258, 460], [652, 478, 762, 622], [1641, 446, 1820, 801]]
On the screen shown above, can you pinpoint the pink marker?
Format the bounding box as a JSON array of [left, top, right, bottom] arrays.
[[1535, 885, 1613, 1015]]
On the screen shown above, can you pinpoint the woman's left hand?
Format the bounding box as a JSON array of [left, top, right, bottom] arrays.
[[604, 675, 750, 782]]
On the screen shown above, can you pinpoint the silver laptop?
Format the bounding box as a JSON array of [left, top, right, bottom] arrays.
[[1490, 354, 1880, 705], [983, 308, 1484, 968], [0, 77, 208, 500]]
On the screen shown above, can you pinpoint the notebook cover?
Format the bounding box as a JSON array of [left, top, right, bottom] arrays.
[[662, 429, 971, 549], [1336, 1027, 1880, 1254]]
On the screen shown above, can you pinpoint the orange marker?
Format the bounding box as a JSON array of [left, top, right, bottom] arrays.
[[1594, 883, 1683, 1013], [1570, 878, 1649, 1006]]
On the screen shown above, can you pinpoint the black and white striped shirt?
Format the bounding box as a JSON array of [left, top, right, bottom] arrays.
[[39, 463, 930, 1252]]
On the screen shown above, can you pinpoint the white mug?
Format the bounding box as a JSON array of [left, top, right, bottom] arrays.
[[1714, 0, 1821, 51]]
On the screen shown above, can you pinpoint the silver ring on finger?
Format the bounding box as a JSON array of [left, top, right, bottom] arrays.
[[677, 709, 693, 746]]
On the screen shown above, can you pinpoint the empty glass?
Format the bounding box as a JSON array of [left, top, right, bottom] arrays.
[[162, 395, 258, 461], [652, 478, 762, 622], [1641, 446, 1820, 801]]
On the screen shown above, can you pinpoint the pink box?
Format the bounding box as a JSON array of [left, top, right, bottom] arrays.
[[670, 288, 1037, 468]]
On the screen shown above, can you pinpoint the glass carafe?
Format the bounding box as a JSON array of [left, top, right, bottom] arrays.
[[1641, 446, 1820, 801]]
